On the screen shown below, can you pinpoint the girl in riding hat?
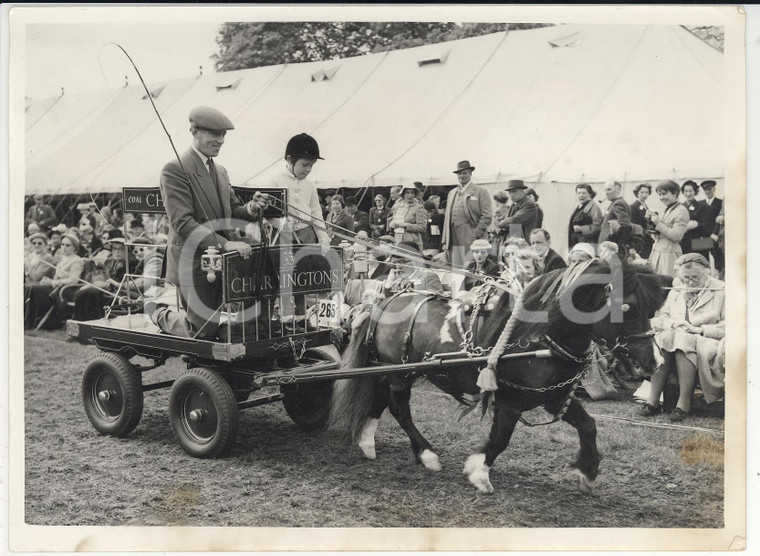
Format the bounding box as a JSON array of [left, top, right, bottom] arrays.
[[268, 133, 331, 253]]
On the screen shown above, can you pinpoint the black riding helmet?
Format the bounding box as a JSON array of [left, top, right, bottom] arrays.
[[285, 133, 324, 160]]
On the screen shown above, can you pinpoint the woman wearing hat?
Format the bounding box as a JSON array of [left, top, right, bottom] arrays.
[[24, 232, 55, 285], [24, 232, 84, 329], [369, 194, 389, 239], [383, 241, 443, 296], [386, 183, 428, 250], [567, 242, 596, 265], [640, 253, 725, 422], [462, 238, 501, 291]]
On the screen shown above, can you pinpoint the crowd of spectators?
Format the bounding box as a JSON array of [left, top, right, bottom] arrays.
[[24, 173, 726, 420], [24, 199, 167, 332]]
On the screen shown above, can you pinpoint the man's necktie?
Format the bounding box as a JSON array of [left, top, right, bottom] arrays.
[[207, 158, 218, 188]]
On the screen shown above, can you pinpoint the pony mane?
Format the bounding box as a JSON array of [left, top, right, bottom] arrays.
[[624, 266, 665, 319]]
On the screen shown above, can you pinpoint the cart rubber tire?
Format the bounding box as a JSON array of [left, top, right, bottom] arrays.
[[82, 352, 143, 437], [169, 367, 238, 458], [283, 380, 334, 431]]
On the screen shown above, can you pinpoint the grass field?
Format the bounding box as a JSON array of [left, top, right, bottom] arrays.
[[23, 330, 724, 528]]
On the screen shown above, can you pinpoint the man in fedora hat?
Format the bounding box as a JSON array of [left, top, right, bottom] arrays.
[[441, 160, 492, 267], [496, 179, 538, 241], [146, 106, 267, 339]]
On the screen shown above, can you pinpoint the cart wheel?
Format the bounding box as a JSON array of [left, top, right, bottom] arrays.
[[282, 380, 334, 431], [82, 352, 143, 437], [169, 367, 238, 458]]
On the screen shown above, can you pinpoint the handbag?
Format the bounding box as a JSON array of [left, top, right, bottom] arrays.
[[690, 237, 715, 252]]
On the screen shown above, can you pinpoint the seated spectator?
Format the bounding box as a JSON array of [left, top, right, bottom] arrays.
[[463, 239, 501, 291], [386, 183, 427, 250], [78, 224, 102, 258], [130, 236, 166, 297], [383, 241, 444, 296], [25, 223, 41, 250], [567, 242, 596, 265], [326, 194, 354, 246], [72, 236, 129, 322], [24, 232, 55, 285], [128, 215, 146, 240], [598, 241, 620, 265], [422, 200, 445, 257], [499, 237, 529, 274], [24, 232, 84, 330], [77, 202, 98, 230], [346, 196, 370, 235], [369, 194, 389, 239], [49, 224, 67, 263], [368, 235, 396, 280], [525, 188, 543, 228], [639, 254, 725, 422], [529, 228, 567, 273], [511, 248, 542, 288]]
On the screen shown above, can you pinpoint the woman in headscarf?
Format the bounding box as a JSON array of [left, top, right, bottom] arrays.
[[639, 253, 725, 422]]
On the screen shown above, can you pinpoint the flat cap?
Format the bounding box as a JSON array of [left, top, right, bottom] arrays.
[[189, 106, 235, 131], [700, 180, 717, 188]]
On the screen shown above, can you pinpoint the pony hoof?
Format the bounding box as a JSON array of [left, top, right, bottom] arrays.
[[420, 449, 442, 471], [463, 454, 494, 494], [358, 443, 376, 460], [573, 468, 596, 494]]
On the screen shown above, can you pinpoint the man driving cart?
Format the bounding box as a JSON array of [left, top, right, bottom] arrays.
[[145, 106, 267, 339]]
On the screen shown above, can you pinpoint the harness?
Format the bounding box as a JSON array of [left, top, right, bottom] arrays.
[[366, 288, 443, 365]]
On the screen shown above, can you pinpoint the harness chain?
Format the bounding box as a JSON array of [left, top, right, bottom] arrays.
[[460, 284, 494, 356]]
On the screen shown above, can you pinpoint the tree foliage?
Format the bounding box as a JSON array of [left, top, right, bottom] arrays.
[[213, 22, 553, 72]]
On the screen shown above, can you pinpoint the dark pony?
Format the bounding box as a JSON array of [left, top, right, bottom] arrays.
[[329, 262, 663, 493]]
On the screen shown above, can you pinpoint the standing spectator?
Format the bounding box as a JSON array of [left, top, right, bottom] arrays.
[[462, 239, 501, 291], [647, 180, 690, 277], [525, 188, 543, 228], [369, 194, 389, 239], [346, 196, 370, 235], [326, 194, 354, 246], [497, 180, 537, 242], [568, 183, 604, 249], [488, 191, 509, 258], [630, 183, 654, 259], [428, 195, 444, 215], [700, 180, 724, 274], [598, 181, 632, 257], [422, 200, 445, 257], [712, 202, 725, 280], [529, 228, 567, 273], [679, 180, 707, 255], [25, 194, 58, 233], [441, 161, 492, 267], [387, 183, 428, 250], [386, 185, 402, 210]]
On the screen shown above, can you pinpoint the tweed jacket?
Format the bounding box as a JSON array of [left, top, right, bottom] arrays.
[[441, 183, 493, 249], [598, 196, 632, 245], [161, 148, 256, 284]]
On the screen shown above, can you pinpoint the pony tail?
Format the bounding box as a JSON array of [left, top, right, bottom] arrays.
[[328, 312, 375, 441]]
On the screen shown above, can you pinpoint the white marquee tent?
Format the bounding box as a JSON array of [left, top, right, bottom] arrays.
[[25, 24, 724, 248]]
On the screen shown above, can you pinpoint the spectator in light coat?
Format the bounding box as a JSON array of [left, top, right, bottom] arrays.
[[387, 183, 428, 250], [647, 180, 690, 278]]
